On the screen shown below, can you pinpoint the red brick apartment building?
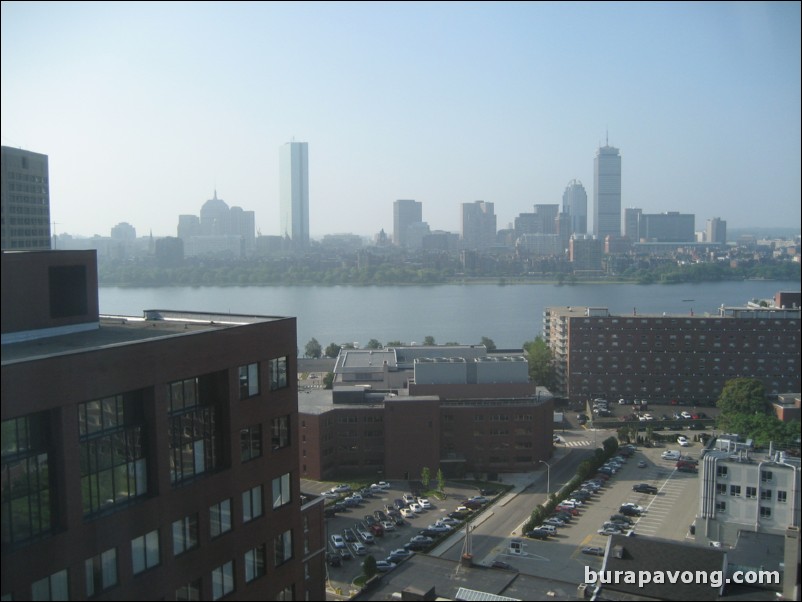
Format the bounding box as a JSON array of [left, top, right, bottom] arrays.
[[1, 250, 324, 601], [544, 301, 801, 404]]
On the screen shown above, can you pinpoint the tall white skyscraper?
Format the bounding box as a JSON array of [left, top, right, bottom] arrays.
[[562, 179, 588, 235], [279, 141, 309, 247], [593, 141, 622, 239]]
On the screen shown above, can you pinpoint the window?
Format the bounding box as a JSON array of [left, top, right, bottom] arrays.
[[777, 490, 787, 503], [746, 486, 757, 499], [168, 377, 219, 485], [272, 473, 292, 509], [212, 561, 234, 600], [760, 489, 772, 501], [715, 501, 726, 512], [716, 465, 728, 478], [78, 394, 147, 516], [239, 363, 259, 399], [31, 569, 68, 601], [242, 486, 263, 523], [240, 425, 262, 462], [175, 580, 201, 601], [760, 506, 772, 519], [761, 470, 773, 482], [715, 483, 726, 495], [271, 416, 290, 450], [131, 529, 160, 575], [85, 548, 117, 597], [269, 357, 288, 390], [274, 529, 293, 566], [1, 413, 53, 545], [210, 499, 232, 538], [244, 545, 266, 583], [172, 514, 198, 556], [730, 485, 741, 496]]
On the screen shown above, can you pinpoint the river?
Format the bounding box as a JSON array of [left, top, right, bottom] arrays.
[[99, 281, 798, 350]]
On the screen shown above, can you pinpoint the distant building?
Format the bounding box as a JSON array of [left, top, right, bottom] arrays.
[[461, 201, 496, 250], [639, 211, 695, 242], [517, 233, 562, 257], [707, 217, 727, 244], [593, 142, 621, 239], [110, 222, 136, 241], [1, 146, 51, 251], [279, 141, 309, 248], [393, 199, 422, 248], [1, 250, 323, 601], [562, 179, 588, 235], [543, 302, 801, 402], [154, 236, 184, 266], [624, 207, 642, 241], [569, 235, 603, 271], [177, 192, 255, 257]]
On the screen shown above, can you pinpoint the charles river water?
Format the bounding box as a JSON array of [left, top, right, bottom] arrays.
[[99, 280, 799, 351]]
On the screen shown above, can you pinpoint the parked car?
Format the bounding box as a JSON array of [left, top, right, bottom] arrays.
[[351, 542, 367, 556], [408, 503, 423, 514], [402, 494, 416, 505], [330, 484, 351, 493], [491, 560, 517, 571], [381, 520, 396, 532], [343, 528, 357, 542], [525, 528, 551, 540], [330, 534, 346, 549], [400, 507, 415, 518], [620, 503, 645, 514], [364, 515, 378, 526], [393, 498, 406, 510], [638, 460, 647, 468], [609, 514, 634, 525], [479, 488, 499, 496], [339, 546, 353, 560], [327, 552, 342, 567], [426, 523, 451, 533], [373, 560, 397, 572], [681, 411, 692, 419], [417, 497, 432, 509], [543, 517, 566, 527], [598, 526, 624, 536], [632, 483, 659, 495], [369, 523, 384, 537], [661, 450, 681, 460], [373, 481, 391, 490], [677, 436, 690, 447], [357, 530, 374, 544], [387, 548, 412, 560], [582, 546, 605, 557]]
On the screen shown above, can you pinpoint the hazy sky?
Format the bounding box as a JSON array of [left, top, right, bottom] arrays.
[[2, 1, 800, 239]]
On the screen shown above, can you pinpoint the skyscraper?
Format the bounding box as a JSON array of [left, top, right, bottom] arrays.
[[706, 217, 727, 244], [461, 201, 496, 250], [279, 141, 309, 247], [562, 179, 588, 235], [593, 141, 622, 239], [393, 199, 422, 247], [1, 146, 51, 250]]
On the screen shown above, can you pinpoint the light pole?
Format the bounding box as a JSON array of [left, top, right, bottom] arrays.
[[539, 460, 551, 496]]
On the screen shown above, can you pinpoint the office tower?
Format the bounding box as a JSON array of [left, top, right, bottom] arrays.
[[393, 199, 422, 247], [562, 179, 588, 235], [569, 235, 603, 271], [1, 146, 51, 250], [707, 217, 727, 244], [461, 201, 497, 250], [624, 207, 642, 241], [533, 204, 559, 234], [279, 141, 309, 247], [1, 250, 325, 601], [640, 212, 695, 242], [593, 141, 622, 239]]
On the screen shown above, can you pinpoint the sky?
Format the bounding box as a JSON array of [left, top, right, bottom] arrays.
[[2, 1, 800, 239]]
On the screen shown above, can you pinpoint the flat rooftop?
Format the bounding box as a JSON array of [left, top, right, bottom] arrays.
[[2, 310, 289, 365]]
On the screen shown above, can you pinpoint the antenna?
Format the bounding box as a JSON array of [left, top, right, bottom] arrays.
[[52, 221, 59, 249]]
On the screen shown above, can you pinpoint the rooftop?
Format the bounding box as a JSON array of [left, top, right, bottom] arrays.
[[2, 310, 288, 365]]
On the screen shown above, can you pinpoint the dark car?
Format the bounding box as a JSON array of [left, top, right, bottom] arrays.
[[343, 528, 358, 542], [364, 515, 378, 526], [525, 528, 550, 540], [609, 514, 634, 525], [419, 528, 442, 538], [633, 483, 658, 495], [327, 552, 342, 567], [491, 560, 517, 571], [480, 488, 500, 496], [394, 498, 406, 510], [374, 510, 389, 522]]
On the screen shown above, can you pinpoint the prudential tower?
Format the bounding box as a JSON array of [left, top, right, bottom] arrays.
[[593, 138, 621, 239]]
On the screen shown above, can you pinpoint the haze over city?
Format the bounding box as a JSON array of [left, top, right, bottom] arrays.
[[2, 1, 800, 239]]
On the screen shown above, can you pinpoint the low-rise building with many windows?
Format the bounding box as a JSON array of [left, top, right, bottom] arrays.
[[1, 250, 324, 601]]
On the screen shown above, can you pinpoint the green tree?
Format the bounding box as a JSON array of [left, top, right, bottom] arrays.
[[602, 436, 619, 457], [325, 343, 342, 358], [362, 554, 377, 578], [423, 335, 436, 346], [304, 338, 322, 359], [322, 372, 334, 389], [480, 336, 497, 352], [366, 339, 382, 349], [386, 340, 404, 347], [523, 336, 556, 390], [717, 378, 771, 419], [421, 466, 431, 489], [436, 468, 445, 493]]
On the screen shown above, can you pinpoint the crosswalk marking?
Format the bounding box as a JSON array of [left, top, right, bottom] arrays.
[[561, 440, 592, 447]]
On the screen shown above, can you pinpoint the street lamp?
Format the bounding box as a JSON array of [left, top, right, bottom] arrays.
[[539, 460, 551, 496]]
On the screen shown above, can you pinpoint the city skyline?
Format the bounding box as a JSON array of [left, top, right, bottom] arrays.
[[1, 2, 799, 238]]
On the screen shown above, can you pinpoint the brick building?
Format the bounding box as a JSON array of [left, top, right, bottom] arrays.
[[1, 250, 324, 601]]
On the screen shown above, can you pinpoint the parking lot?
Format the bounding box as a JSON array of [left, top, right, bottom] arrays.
[[307, 480, 495, 596]]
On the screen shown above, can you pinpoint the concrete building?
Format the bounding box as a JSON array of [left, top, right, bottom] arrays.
[[1, 250, 323, 601], [639, 211, 695, 242], [568, 235, 603, 272], [562, 179, 587, 235], [543, 303, 801, 403], [516, 233, 562, 257], [461, 201, 497, 250], [392, 199, 422, 248], [593, 142, 621, 239], [624, 207, 642, 242], [1, 146, 51, 251], [707, 217, 727, 244], [279, 141, 309, 248]]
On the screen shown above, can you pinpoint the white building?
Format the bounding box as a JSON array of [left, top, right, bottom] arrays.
[[279, 141, 309, 247], [593, 142, 621, 239], [562, 179, 588, 235]]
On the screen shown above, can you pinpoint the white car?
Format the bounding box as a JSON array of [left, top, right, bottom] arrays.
[[408, 503, 423, 514], [376, 481, 391, 489], [330, 534, 346, 549], [351, 542, 367, 555], [661, 450, 681, 460], [677, 436, 690, 447], [381, 520, 396, 531], [417, 497, 432, 509], [402, 494, 416, 505], [680, 411, 692, 419], [400, 507, 415, 518]]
